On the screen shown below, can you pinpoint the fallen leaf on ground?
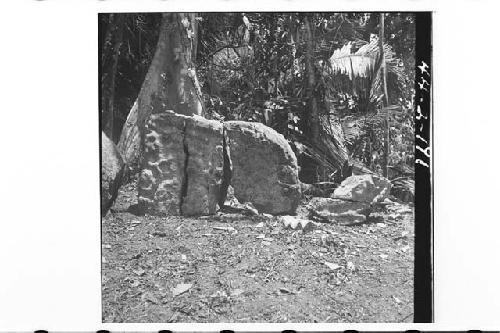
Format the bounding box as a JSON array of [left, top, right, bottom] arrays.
[[279, 287, 295, 294], [347, 261, 356, 270], [168, 312, 179, 323], [141, 291, 159, 304], [133, 268, 145, 276], [210, 290, 227, 298], [255, 222, 265, 228], [324, 261, 341, 271], [379, 254, 388, 259], [281, 216, 314, 231], [230, 288, 244, 296], [256, 234, 265, 239], [129, 280, 140, 287], [213, 226, 236, 232], [172, 283, 192, 297]]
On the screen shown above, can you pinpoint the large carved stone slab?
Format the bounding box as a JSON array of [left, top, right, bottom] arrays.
[[182, 116, 224, 216], [138, 111, 188, 215], [223, 121, 301, 215]]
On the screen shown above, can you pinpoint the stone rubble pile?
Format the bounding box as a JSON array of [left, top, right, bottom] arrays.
[[308, 174, 391, 225]]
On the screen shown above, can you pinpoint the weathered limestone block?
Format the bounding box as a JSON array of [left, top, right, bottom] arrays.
[[138, 111, 188, 215], [182, 116, 225, 216], [223, 121, 301, 215], [308, 197, 372, 225], [101, 132, 125, 216], [333, 174, 391, 204]]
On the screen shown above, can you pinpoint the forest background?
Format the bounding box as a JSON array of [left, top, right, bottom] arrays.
[[99, 12, 416, 186]]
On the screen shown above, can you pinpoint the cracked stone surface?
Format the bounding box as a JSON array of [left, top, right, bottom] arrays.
[[138, 111, 188, 215], [182, 115, 224, 216], [224, 121, 301, 215], [138, 113, 302, 217]]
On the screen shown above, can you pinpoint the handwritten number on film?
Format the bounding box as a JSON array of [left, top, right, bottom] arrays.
[[416, 61, 430, 169]]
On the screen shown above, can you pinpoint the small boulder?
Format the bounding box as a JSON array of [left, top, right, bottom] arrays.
[[101, 132, 125, 216], [224, 121, 301, 215], [308, 197, 371, 225], [333, 174, 391, 204]]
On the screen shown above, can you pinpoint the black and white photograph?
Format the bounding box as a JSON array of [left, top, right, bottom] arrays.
[[99, 11, 432, 323], [5, 0, 500, 330]]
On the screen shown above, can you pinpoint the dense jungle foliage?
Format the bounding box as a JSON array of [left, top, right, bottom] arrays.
[[99, 12, 415, 185]]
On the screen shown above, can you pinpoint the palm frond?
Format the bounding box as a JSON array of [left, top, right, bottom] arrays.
[[329, 42, 377, 80], [327, 37, 405, 108], [329, 37, 402, 79]]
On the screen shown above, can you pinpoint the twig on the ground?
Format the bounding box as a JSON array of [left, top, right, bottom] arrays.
[[401, 312, 413, 322]]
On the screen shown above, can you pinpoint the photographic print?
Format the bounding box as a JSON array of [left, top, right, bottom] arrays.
[[99, 12, 432, 323]]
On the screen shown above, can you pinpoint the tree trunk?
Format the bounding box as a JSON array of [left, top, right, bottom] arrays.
[[117, 13, 204, 170], [107, 15, 125, 142], [298, 14, 349, 184], [100, 14, 113, 136], [379, 13, 390, 178], [304, 14, 320, 142], [100, 14, 125, 142]]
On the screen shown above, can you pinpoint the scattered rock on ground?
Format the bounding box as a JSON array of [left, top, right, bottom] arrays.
[[224, 121, 301, 215], [308, 197, 371, 225], [101, 132, 125, 216], [333, 174, 391, 204]]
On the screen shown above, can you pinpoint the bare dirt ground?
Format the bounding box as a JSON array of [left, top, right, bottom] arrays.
[[102, 180, 414, 323]]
